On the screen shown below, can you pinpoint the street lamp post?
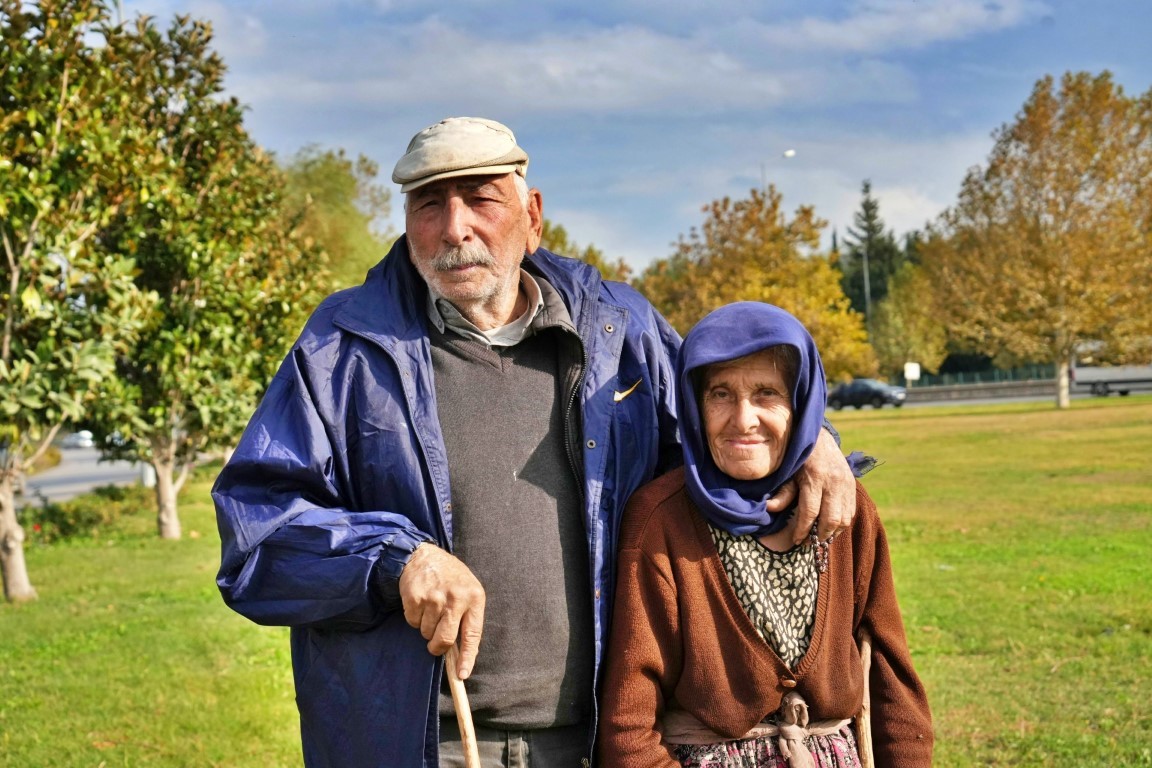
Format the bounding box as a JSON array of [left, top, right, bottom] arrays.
[[761, 149, 796, 193]]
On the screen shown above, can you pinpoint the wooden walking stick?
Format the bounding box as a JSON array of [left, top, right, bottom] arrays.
[[856, 629, 876, 768], [445, 645, 482, 768]]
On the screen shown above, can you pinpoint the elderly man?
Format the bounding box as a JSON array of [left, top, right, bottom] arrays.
[[213, 117, 855, 767]]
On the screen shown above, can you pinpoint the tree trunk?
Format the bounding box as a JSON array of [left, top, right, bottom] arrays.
[[151, 456, 182, 540], [0, 475, 37, 602], [1056, 357, 1071, 409]]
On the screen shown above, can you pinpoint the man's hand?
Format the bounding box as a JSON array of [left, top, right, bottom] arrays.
[[399, 544, 486, 679], [765, 429, 856, 545]]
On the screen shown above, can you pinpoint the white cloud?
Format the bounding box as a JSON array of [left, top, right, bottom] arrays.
[[224, 21, 792, 114], [757, 0, 1052, 54], [122, 4, 942, 122], [209, 21, 928, 135]]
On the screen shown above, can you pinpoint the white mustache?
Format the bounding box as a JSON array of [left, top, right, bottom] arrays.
[[432, 243, 495, 271]]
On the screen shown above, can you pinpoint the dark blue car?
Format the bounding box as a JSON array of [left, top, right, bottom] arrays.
[[827, 378, 906, 410]]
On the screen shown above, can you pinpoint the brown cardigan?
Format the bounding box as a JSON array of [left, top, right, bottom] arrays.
[[599, 469, 933, 767]]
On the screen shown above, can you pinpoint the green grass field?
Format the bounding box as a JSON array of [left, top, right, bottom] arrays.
[[2, 396, 1150, 766]]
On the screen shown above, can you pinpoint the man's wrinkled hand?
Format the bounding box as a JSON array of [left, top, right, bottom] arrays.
[[399, 544, 486, 679], [787, 429, 856, 545]]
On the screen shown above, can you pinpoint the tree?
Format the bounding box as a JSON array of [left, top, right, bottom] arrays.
[[0, 0, 154, 601], [281, 145, 394, 291], [870, 262, 948, 379], [88, 13, 325, 539], [837, 180, 905, 334], [635, 186, 875, 380], [539, 220, 631, 282], [922, 71, 1152, 407]]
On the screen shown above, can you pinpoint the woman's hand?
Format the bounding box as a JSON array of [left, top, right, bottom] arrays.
[[765, 429, 856, 545]]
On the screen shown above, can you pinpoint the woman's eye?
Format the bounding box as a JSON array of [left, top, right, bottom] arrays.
[[754, 389, 785, 403]]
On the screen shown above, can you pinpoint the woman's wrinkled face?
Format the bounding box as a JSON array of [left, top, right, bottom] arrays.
[[700, 350, 794, 481]]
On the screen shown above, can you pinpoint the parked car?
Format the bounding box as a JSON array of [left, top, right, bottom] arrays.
[[827, 378, 906, 410], [60, 430, 95, 449]]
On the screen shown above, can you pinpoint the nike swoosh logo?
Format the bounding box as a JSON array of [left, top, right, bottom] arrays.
[[613, 378, 643, 402]]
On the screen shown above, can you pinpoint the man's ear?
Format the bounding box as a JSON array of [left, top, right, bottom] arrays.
[[525, 187, 544, 254]]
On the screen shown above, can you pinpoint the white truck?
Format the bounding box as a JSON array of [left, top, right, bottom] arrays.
[[1069, 360, 1152, 396]]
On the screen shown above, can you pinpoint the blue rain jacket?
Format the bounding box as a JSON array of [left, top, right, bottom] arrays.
[[213, 237, 681, 767]]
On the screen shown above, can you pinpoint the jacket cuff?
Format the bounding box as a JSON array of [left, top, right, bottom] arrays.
[[373, 530, 435, 612], [822, 416, 841, 447]]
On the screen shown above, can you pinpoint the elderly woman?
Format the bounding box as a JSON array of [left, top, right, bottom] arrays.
[[599, 302, 932, 768]]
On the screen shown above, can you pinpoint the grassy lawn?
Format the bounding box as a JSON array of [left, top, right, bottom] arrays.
[[1, 474, 298, 768], [2, 396, 1150, 766], [836, 395, 1152, 767]]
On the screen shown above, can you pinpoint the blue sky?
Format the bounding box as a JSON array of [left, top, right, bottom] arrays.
[[121, 0, 1152, 272]]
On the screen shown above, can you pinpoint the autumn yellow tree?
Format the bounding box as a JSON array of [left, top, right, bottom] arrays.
[[636, 186, 875, 380], [922, 71, 1152, 407]]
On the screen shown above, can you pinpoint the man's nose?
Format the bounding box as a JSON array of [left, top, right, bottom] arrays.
[[441, 195, 474, 245]]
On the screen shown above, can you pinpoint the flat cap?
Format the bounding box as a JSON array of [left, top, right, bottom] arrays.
[[392, 117, 529, 193]]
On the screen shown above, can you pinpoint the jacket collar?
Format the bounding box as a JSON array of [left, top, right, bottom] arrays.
[[332, 235, 428, 346]]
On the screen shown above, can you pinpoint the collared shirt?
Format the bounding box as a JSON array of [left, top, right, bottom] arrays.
[[425, 269, 546, 348]]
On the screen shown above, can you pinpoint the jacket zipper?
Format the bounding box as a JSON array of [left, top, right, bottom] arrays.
[[563, 335, 589, 501]]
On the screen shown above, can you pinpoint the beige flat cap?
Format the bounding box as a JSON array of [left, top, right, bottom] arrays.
[[392, 117, 529, 193]]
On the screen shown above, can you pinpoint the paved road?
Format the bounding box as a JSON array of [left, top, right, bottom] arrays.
[[20, 447, 144, 507]]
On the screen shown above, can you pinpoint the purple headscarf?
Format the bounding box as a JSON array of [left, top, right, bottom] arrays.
[[677, 302, 827, 537]]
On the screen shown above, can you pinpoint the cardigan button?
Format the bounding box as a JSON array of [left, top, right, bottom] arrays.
[[781, 679, 797, 689]]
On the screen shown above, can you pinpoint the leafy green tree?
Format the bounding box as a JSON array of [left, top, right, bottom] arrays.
[[538, 220, 631, 282], [281, 145, 394, 291], [0, 0, 154, 601], [837, 180, 905, 333], [922, 71, 1152, 407], [870, 263, 948, 379], [88, 13, 325, 539], [636, 186, 875, 380]]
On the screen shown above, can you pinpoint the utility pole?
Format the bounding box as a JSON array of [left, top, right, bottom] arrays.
[[862, 241, 872, 338]]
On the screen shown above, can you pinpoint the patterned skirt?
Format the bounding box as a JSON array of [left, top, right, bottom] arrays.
[[672, 723, 862, 768]]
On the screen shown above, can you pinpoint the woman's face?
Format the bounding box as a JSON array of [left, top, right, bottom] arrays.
[[700, 350, 794, 481]]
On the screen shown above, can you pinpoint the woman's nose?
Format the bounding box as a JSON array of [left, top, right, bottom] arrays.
[[733, 398, 759, 430]]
